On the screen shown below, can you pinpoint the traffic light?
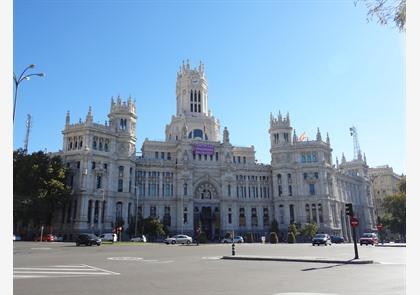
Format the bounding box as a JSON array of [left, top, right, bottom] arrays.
[[345, 203, 353, 216]]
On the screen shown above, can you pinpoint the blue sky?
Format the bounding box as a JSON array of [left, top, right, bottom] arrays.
[[13, 0, 405, 174]]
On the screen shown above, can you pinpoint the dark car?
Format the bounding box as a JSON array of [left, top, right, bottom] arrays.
[[331, 235, 345, 244], [76, 233, 102, 246], [359, 233, 378, 246], [312, 234, 332, 246]]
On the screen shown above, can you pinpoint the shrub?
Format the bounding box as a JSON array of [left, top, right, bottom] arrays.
[[269, 232, 278, 244], [287, 232, 296, 244], [245, 232, 254, 243], [198, 232, 208, 243]]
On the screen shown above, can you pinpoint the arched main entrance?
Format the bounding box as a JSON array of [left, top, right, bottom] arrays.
[[193, 182, 220, 241]]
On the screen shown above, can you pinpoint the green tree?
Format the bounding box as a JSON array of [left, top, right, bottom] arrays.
[[288, 223, 297, 237], [355, 0, 406, 31], [13, 149, 71, 231], [143, 217, 166, 240], [269, 232, 279, 244], [301, 223, 318, 241], [381, 185, 406, 239], [269, 219, 280, 235]]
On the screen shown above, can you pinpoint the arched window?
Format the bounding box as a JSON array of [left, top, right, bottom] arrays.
[[88, 200, 93, 223], [101, 201, 106, 223], [190, 90, 193, 101], [79, 136, 83, 149], [93, 137, 97, 150], [305, 204, 311, 223], [99, 138, 103, 151], [69, 142, 73, 150], [193, 129, 203, 139], [183, 183, 188, 196], [311, 204, 317, 223], [318, 204, 323, 223], [94, 200, 99, 223], [104, 139, 109, 152], [198, 91, 201, 102], [194, 90, 197, 102]]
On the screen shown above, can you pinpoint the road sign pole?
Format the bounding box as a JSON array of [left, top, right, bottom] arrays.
[[351, 220, 359, 260]]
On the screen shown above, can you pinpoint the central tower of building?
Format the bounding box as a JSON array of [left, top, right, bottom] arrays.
[[165, 60, 220, 142]]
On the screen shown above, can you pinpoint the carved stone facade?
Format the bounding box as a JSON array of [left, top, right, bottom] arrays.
[[54, 61, 376, 242]]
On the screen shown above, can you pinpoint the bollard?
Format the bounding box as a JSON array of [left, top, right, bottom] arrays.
[[232, 242, 236, 256]]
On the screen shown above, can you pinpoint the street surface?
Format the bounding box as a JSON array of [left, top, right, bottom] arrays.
[[13, 242, 405, 295]]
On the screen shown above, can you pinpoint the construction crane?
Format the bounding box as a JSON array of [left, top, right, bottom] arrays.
[[349, 125, 362, 160], [23, 114, 32, 154]]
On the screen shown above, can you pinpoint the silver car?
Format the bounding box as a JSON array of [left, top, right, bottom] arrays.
[[164, 234, 192, 245], [221, 236, 244, 243], [130, 235, 147, 242]]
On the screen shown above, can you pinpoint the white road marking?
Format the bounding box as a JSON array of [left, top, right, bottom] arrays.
[[13, 264, 120, 279], [30, 248, 51, 250], [107, 257, 143, 261], [202, 256, 222, 260], [274, 293, 339, 295]]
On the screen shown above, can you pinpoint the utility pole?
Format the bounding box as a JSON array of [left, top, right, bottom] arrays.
[[349, 126, 362, 160], [23, 114, 32, 154]]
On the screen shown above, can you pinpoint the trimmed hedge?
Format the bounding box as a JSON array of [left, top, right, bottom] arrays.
[[269, 232, 279, 244]]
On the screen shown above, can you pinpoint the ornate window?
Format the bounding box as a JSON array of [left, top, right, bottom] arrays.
[[196, 183, 216, 200]]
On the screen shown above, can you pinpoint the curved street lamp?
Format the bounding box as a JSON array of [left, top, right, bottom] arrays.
[[13, 64, 44, 123]]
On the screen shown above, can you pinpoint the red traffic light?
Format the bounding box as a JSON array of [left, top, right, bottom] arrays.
[[377, 223, 383, 230]]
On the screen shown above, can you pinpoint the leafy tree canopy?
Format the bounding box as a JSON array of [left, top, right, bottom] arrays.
[[356, 0, 406, 31], [14, 149, 71, 227]]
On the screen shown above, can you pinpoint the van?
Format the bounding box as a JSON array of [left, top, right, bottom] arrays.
[[100, 233, 115, 242]]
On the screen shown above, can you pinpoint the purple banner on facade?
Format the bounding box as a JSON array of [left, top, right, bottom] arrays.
[[192, 143, 214, 155]]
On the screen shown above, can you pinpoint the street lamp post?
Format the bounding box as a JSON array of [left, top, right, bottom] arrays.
[[13, 64, 44, 123], [100, 189, 105, 236], [134, 186, 139, 237]]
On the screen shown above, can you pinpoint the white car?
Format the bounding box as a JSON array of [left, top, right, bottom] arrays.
[[130, 235, 147, 242], [164, 234, 192, 245], [221, 236, 244, 243], [100, 233, 116, 242]]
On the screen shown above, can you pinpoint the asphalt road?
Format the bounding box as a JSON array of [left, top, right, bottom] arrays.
[[13, 242, 405, 295]]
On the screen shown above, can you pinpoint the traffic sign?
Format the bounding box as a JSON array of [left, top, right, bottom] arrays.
[[377, 223, 383, 230], [350, 217, 359, 227]]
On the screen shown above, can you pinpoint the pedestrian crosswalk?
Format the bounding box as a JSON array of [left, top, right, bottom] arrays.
[[13, 264, 120, 279]]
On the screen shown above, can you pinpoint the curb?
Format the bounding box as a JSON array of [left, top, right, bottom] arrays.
[[221, 255, 374, 264], [376, 244, 406, 248]]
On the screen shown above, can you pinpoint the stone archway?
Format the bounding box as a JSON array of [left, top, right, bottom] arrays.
[[193, 182, 220, 241]]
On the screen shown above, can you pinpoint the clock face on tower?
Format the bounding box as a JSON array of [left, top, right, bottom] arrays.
[[192, 78, 198, 85]]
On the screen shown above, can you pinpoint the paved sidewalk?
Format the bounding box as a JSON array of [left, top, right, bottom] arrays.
[[376, 243, 406, 247], [222, 255, 374, 264]]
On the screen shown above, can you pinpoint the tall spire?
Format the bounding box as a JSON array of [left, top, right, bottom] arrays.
[[326, 132, 330, 145], [293, 129, 297, 143], [316, 127, 322, 141], [85, 106, 93, 124], [65, 111, 70, 126], [341, 153, 346, 164]]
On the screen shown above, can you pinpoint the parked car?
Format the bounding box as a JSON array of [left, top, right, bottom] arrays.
[[164, 235, 192, 245], [312, 234, 332, 246], [331, 235, 345, 244], [34, 234, 57, 242], [359, 233, 378, 246], [220, 236, 244, 243], [76, 233, 102, 246], [100, 233, 116, 242], [13, 234, 22, 241], [130, 235, 147, 242]]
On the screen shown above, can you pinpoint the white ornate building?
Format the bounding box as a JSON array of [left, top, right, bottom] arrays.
[[55, 61, 376, 242]]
